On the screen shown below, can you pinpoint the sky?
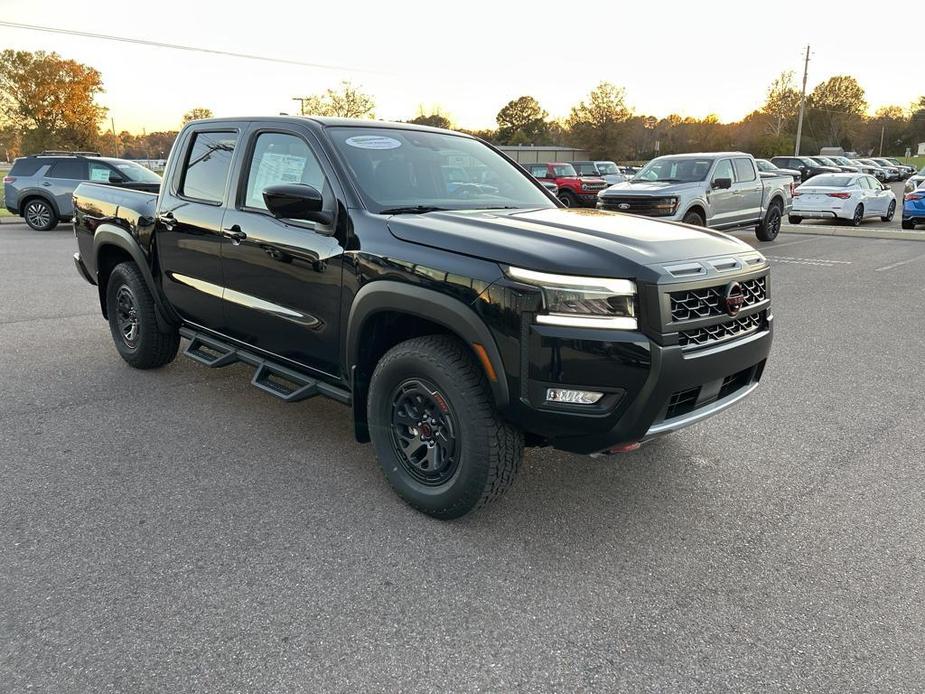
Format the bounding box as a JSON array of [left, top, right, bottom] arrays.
[[0, 0, 919, 134]]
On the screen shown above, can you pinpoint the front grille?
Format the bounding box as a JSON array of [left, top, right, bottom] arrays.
[[599, 196, 675, 216], [665, 386, 700, 420], [678, 310, 766, 348], [670, 276, 767, 322]]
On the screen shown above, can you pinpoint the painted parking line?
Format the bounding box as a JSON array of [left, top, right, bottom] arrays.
[[874, 254, 925, 272], [765, 255, 853, 268]]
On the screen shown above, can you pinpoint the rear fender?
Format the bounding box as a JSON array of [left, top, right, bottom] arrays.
[[93, 223, 179, 331]]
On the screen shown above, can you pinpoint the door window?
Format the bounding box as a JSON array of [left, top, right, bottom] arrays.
[[712, 159, 734, 183], [88, 161, 118, 183], [180, 131, 238, 203], [857, 177, 870, 190], [244, 132, 327, 211], [733, 158, 756, 182], [47, 159, 86, 179]]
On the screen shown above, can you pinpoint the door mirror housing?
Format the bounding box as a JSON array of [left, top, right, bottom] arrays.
[[263, 184, 333, 225], [711, 177, 732, 190]]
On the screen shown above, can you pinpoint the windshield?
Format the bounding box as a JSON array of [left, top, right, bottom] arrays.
[[797, 157, 818, 167], [803, 174, 855, 187], [572, 162, 598, 175], [551, 164, 577, 177], [595, 161, 620, 175], [633, 157, 714, 183], [110, 161, 163, 184], [328, 127, 554, 213], [755, 160, 774, 171]]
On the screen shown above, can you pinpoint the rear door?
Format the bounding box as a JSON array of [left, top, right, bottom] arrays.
[[217, 124, 346, 376], [156, 126, 242, 327], [867, 176, 889, 213], [45, 158, 87, 216], [732, 157, 763, 225]]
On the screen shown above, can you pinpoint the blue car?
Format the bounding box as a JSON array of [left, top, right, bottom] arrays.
[[902, 185, 925, 229]]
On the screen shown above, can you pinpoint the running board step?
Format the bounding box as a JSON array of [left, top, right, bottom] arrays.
[[251, 362, 318, 402], [184, 334, 239, 368], [178, 328, 350, 405]]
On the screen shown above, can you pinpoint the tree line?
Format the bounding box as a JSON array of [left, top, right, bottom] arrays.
[[2, 50, 923, 163]]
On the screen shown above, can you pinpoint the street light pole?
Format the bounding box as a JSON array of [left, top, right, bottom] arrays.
[[879, 124, 885, 157], [794, 45, 810, 156], [292, 97, 307, 116]]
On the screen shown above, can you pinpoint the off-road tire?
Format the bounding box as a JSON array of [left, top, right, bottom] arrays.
[[368, 335, 523, 519], [558, 190, 578, 208], [106, 262, 179, 369], [756, 201, 782, 241]]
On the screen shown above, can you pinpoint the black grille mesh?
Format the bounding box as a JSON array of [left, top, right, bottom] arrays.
[[670, 276, 767, 322], [678, 311, 766, 348]]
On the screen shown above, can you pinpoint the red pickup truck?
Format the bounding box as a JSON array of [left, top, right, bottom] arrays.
[[526, 162, 609, 207]]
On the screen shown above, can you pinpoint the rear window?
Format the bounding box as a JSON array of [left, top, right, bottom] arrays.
[[9, 158, 45, 177], [733, 158, 756, 182], [180, 131, 238, 203], [806, 174, 855, 187], [47, 159, 86, 179]]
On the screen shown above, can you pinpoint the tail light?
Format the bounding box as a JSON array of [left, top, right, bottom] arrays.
[[827, 192, 852, 199], [2, 176, 14, 184], [792, 190, 801, 197], [905, 193, 924, 201], [789, 182, 796, 195]]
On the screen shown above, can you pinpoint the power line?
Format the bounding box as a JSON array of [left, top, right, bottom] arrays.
[[0, 20, 383, 73]]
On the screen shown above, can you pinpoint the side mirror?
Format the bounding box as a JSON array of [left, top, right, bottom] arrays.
[[263, 183, 332, 225], [712, 177, 732, 190]]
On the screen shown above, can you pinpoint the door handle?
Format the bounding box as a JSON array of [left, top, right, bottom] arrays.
[[42, 182, 52, 187], [223, 225, 247, 245], [156, 211, 176, 229]]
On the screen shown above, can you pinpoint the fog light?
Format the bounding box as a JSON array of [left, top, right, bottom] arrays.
[[546, 388, 603, 405]]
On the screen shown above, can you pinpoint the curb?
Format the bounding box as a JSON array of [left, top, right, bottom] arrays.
[[780, 225, 925, 242]]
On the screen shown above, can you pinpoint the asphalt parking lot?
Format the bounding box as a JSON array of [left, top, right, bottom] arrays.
[[1, 221, 923, 692]]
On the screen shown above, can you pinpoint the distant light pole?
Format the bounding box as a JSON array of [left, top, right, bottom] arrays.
[[794, 45, 811, 156], [292, 97, 307, 116]]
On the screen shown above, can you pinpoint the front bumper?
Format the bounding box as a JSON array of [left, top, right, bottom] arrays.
[[500, 317, 772, 455]]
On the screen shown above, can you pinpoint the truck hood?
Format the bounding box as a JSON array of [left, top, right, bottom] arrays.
[[600, 180, 703, 196], [386, 207, 751, 278]]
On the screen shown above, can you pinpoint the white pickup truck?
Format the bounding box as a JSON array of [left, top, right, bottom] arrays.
[[597, 152, 794, 242]]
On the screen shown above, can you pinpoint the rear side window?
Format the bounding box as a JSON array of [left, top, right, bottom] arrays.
[[528, 165, 548, 177], [733, 158, 756, 182], [9, 158, 44, 177], [47, 159, 86, 179], [180, 131, 238, 203]]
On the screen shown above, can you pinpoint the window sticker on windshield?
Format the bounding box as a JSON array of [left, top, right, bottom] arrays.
[[345, 135, 401, 150], [90, 167, 110, 182]]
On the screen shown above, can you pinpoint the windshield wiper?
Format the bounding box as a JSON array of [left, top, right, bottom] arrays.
[[379, 206, 449, 215]]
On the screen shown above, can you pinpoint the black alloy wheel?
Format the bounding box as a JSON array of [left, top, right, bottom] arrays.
[[115, 285, 140, 350], [389, 378, 460, 486]]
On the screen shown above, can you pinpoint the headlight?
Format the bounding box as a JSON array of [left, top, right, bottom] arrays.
[[581, 183, 591, 191], [505, 267, 637, 329]]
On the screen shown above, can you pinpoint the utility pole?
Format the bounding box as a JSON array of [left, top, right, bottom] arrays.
[[794, 45, 810, 156], [879, 124, 885, 156], [292, 97, 307, 116], [110, 116, 118, 157]]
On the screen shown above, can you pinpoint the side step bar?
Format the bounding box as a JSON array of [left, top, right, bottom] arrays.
[[179, 328, 350, 405]]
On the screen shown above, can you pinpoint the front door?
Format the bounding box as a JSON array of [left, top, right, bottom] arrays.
[[156, 127, 242, 327], [218, 126, 346, 376], [707, 158, 737, 227]]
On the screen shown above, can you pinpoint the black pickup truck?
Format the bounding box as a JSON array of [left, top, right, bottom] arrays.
[[73, 117, 773, 519]]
